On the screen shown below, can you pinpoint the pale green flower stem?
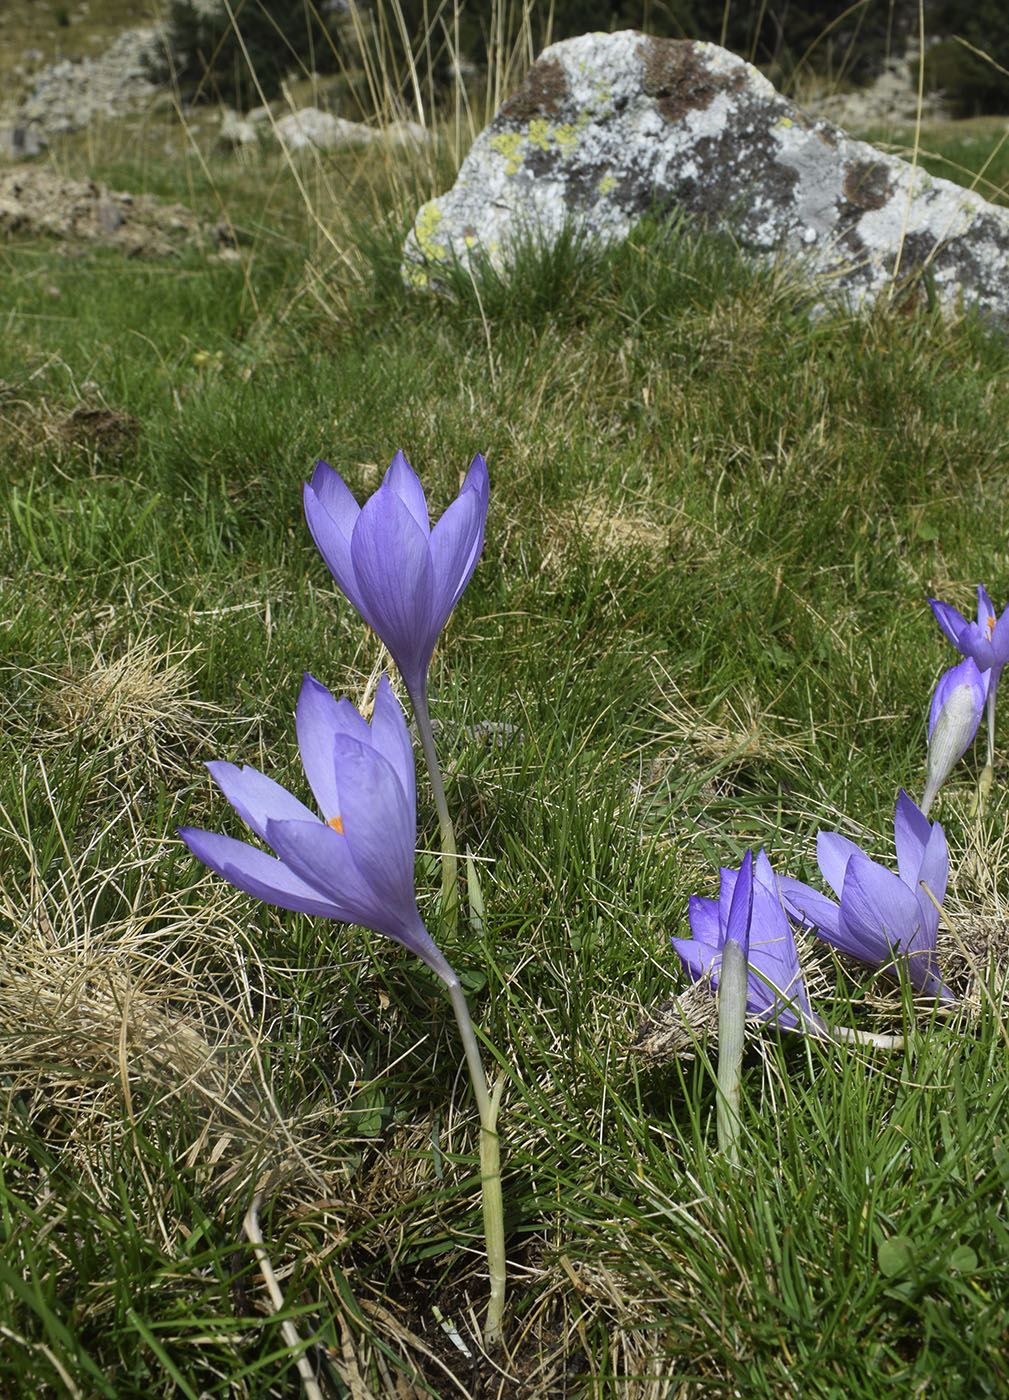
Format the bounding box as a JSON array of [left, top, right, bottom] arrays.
[[969, 675, 1000, 817], [445, 975, 507, 1348], [979, 677, 999, 811], [716, 939, 747, 1165], [408, 680, 459, 934]]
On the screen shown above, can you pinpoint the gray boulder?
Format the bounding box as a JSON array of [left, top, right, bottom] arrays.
[[403, 30, 1009, 326]]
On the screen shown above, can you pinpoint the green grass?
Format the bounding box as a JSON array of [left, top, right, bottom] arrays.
[[3, 65, 1009, 1398]]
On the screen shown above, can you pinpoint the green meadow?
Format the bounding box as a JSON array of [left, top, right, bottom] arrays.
[[2, 37, 1009, 1398]]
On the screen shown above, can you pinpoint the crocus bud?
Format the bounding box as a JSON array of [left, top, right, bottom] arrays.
[[921, 657, 988, 816]]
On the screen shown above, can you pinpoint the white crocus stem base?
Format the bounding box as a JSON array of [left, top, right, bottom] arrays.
[[830, 1024, 906, 1050], [446, 977, 507, 1348], [409, 681, 459, 934]]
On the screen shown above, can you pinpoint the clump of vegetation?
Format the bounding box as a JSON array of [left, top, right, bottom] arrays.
[[152, 0, 346, 108], [923, 1, 1009, 115]]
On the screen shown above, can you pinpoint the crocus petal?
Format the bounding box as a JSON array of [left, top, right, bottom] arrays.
[[977, 584, 996, 632], [838, 854, 922, 963], [754, 848, 777, 891], [462, 451, 490, 506], [930, 598, 970, 651], [428, 485, 488, 629], [687, 894, 721, 951], [749, 879, 807, 1008], [716, 863, 742, 933], [329, 735, 417, 911], [369, 675, 416, 815], [350, 488, 435, 689], [384, 450, 431, 533], [309, 460, 361, 538], [816, 830, 866, 900], [207, 761, 319, 843], [894, 789, 935, 886], [296, 673, 367, 818], [670, 932, 720, 982], [778, 876, 843, 941], [913, 820, 948, 942], [725, 849, 754, 952], [991, 611, 1009, 666], [303, 480, 369, 620], [449, 453, 489, 591], [178, 827, 349, 919]]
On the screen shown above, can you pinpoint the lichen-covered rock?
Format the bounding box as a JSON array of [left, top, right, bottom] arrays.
[[403, 30, 1009, 326]]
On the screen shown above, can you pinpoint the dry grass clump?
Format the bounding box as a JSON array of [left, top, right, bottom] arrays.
[[38, 632, 220, 781], [0, 777, 340, 1201], [539, 488, 672, 575], [642, 674, 810, 783]]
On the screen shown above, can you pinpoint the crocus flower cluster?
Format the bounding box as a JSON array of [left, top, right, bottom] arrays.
[[673, 585, 1009, 1030], [304, 450, 491, 928], [182, 450, 506, 1344]]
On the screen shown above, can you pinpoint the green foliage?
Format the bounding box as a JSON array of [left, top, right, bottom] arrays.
[[923, 1, 1009, 115], [4, 100, 1009, 1398], [153, 0, 345, 109]]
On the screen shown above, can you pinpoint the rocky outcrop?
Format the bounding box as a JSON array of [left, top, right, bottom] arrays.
[[17, 26, 165, 137], [0, 168, 234, 257], [403, 31, 1009, 326]]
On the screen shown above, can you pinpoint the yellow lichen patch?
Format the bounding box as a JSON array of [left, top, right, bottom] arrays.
[[414, 203, 447, 261], [553, 123, 580, 151], [490, 131, 525, 175], [528, 118, 553, 152], [403, 263, 430, 289], [597, 174, 617, 197]]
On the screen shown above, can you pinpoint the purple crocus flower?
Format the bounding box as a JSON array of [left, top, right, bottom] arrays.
[[921, 657, 988, 815], [780, 791, 954, 1002], [178, 672, 455, 985], [930, 585, 1009, 674], [930, 585, 1009, 783], [671, 849, 824, 1033], [303, 451, 489, 702]]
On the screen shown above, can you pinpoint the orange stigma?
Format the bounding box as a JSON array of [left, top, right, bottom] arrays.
[[989, 615, 997, 637], [328, 815, 344, 833]]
